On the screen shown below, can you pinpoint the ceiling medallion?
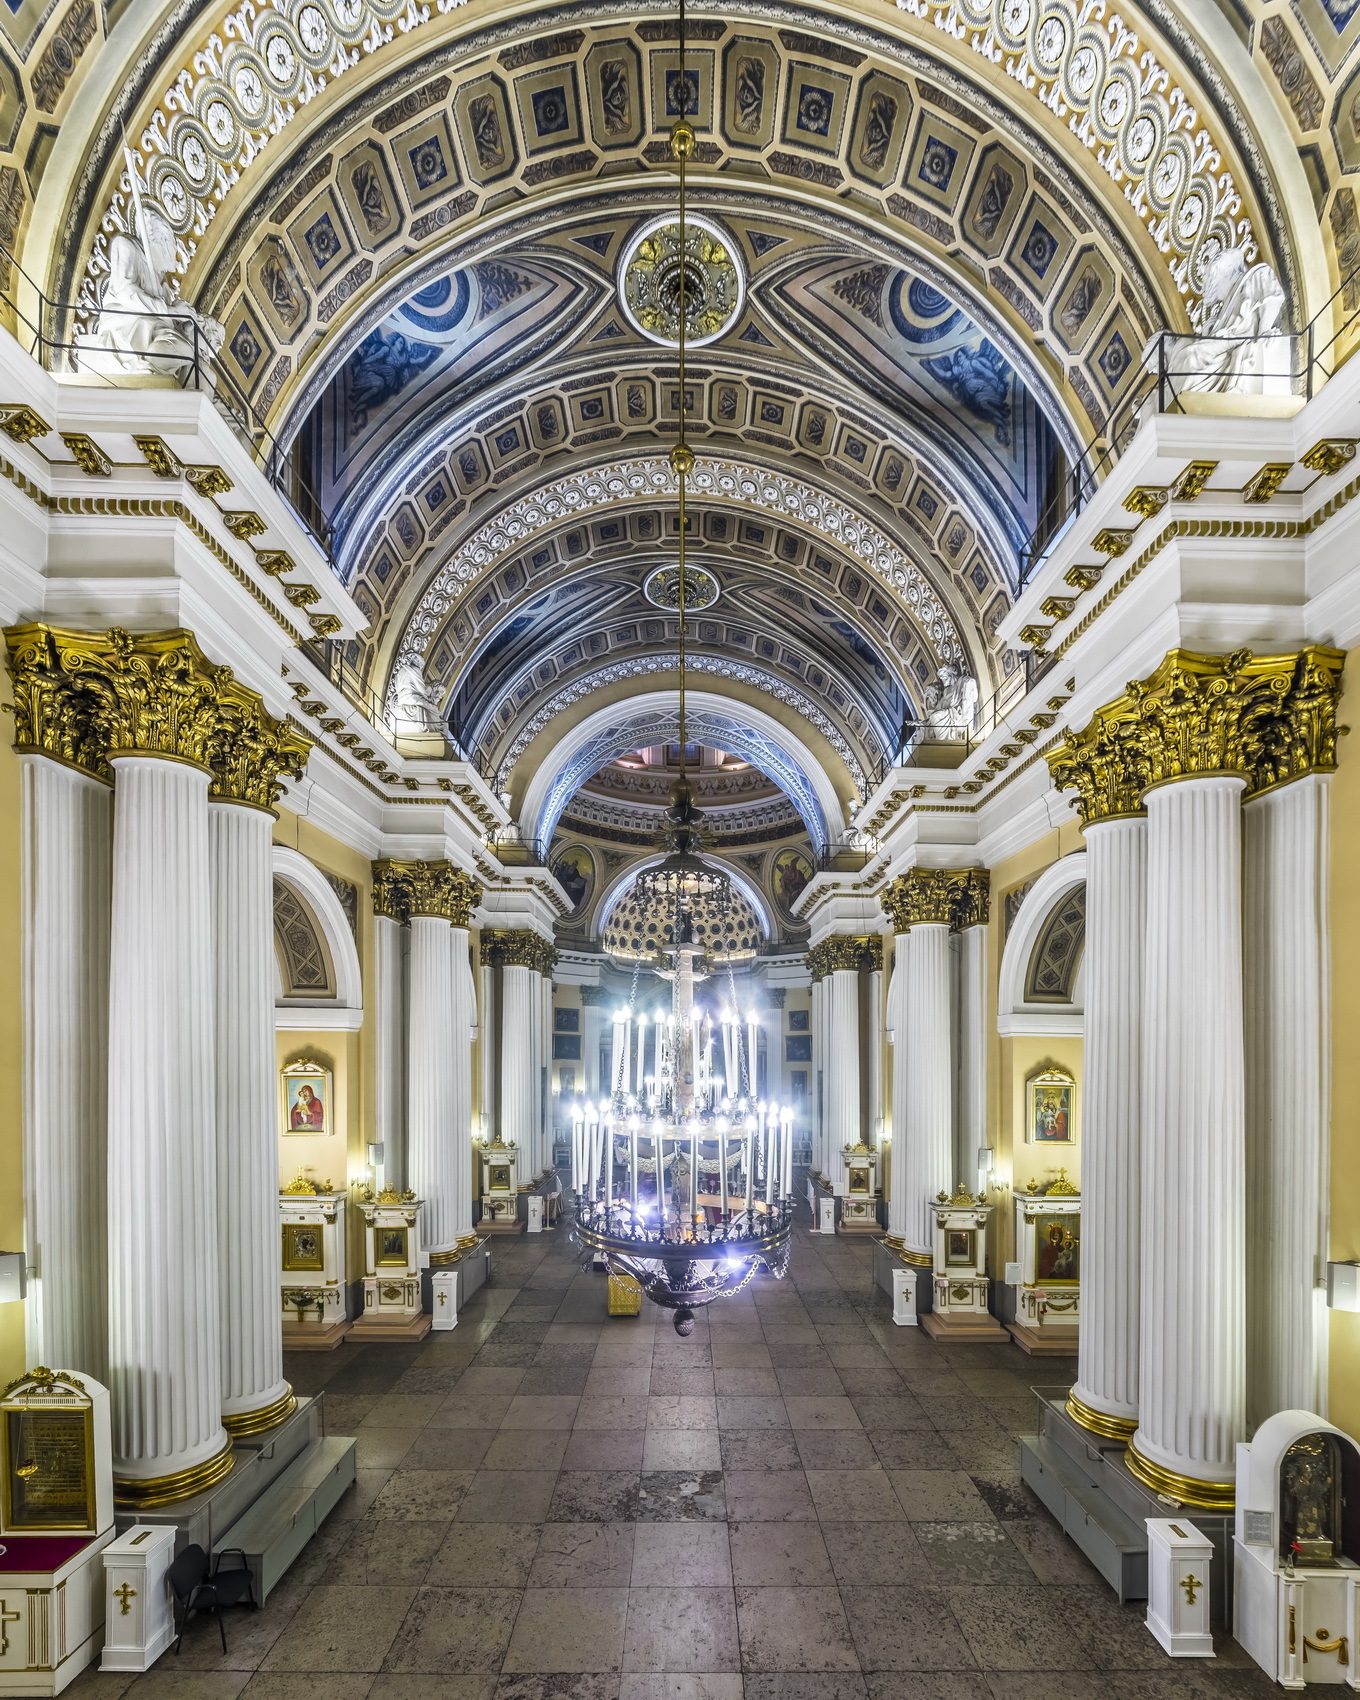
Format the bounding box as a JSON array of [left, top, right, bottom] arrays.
[[618, 214, 745, 348], [643, 564, 720, 612]]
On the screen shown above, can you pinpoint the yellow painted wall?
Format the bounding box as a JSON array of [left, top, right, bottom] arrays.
[[0, 727, 24, 1384], [982, 815, 1085, 1268], [1329, 650, 1360, 1436], [272, 808, 377, 1277]]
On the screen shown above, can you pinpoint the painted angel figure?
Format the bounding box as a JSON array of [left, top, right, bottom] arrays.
[[1164, 244, 1288, 397], [77, 156, 224, 382]]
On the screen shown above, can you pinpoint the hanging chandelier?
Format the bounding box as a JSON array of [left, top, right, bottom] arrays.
[[570, 12, 795, 1332]]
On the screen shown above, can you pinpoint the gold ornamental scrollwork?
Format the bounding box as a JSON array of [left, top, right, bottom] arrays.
[[5, 624, 309, 806], [880, 867, 990, 933], [481, 928, 558, 974], [370, 858, 481, 925], [1048, 646, 1346, 824]]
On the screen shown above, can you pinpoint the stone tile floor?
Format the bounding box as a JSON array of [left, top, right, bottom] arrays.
[[70, 1196, 1274, 1700]]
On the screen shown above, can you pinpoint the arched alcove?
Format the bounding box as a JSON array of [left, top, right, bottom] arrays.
[[272, 847, 364, 1032], [998, 852, 1086, 1038]]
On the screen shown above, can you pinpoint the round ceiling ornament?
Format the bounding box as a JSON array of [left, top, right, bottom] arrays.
[[618, 214, 745, 348], [643, 564, 721, 613]]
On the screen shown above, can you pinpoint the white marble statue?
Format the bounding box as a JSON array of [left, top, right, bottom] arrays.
[[389, 658, 445, 734], [1165, 244, 1288, 396], [923, 664, 979, 739], [77, 154, 224, 382]]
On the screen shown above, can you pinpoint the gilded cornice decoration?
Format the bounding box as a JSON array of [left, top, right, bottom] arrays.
[[805, 935, 877, 979], [370, 858, 481, 925], [4, 623, 307, 804], [881, 867, 990, 932], [1048, 646, 1346, 823], [481, 929, 558, 974]]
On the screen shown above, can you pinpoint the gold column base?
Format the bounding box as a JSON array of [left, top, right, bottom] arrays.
[[1125, 1440, 1235, 1509], [429, 1246, 459, 1267], [114, 1437, 236, 1508], [1066, 1392, 1137, 1443], [222, 1388, 297, 1437], [881, 1234, 904, 1251], [456, 1233, 481, 1250], [900, 1249, 932, 1269]]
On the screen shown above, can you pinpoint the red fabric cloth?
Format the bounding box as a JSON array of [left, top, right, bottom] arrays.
[[0, 1533, 95, 1571]]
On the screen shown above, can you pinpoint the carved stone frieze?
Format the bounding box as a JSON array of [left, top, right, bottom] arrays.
[[371, 858, 481, 924], [1047, 647, 1346, 824], [4, 623, 309, 807], [881, 866, 990, 932]]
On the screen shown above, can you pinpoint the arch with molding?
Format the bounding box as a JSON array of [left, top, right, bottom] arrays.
[[272, 847, 364, 1032], [519, 690, 848, 851], [997, 852, 1086, 1038]]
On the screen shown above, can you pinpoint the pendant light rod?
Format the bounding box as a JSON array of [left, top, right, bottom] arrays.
[[671, 0, 692, 778]]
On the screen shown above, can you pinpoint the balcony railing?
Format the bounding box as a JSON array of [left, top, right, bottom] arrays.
[[0, 244, 334, 561]]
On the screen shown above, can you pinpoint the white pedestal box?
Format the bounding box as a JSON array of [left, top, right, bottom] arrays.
[[818, 1196, 836, 1235], [1146, 1519, 1215, 1657], [279, 1179, 350, 1350], [1234, 1410, 1360, 1689], [921, 1184, 1006, 1341], [891, 1266, 918, 1327], [100, 1525, 176, 1671], [527, 1196, 543, 1235], [431, 1270, 459, 1329]]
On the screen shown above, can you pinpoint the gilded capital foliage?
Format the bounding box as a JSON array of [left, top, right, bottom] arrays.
[[481, 928, 557, 973], [371, 859, 481, 924], [881, 867, 990, 932], [805, 935, 876, 979], [5, 623, 309, 805], [207, 681, 311, 808], [1047, 646, 1346, 824]]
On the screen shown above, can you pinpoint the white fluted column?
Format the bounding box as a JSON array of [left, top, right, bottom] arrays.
[[107, 755, 230, 1498], [811, 977, 826, 1174], [582, 999, 605, 1098], [501, 965, 537, 1150], [540, 971, 555, 1172], [374, 913, 407, 1191], [408, 913, 458, 1260], [886, 933, 910, 1240], [901, 922, 953, 1262], [1069, 814, 1147, 1441], [21, 756, 110, 1378], [479, 962, 495, 1135], [954, 924, 987, 1189], [1244, 775, 1329, 1423], [824, 966, 861, 1194], [867, 963, 884, 1141], [210, 800, 292, 1434], [1130, 775, 1245, 1505], [450, 925, 477, 1245]]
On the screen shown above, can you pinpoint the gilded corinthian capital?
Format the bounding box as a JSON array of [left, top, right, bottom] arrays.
[[371, 859, 481, 924], [1048, 646, 1346, 824], [804, 935, 877, 979], [881, 867, 990, 933], [481, 929, 558, 973], [5, 623, 310, 806]]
